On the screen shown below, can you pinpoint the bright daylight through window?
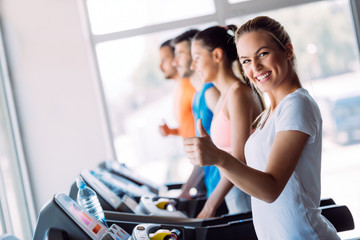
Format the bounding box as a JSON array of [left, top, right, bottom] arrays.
[[227, 2, 360, 238], [0, 30, 34, 239], [84, 0, 360, 238]]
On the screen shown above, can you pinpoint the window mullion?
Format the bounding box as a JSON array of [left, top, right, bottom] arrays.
[[0, 172, 13, 234], [0, 26, 37, 237], [213, 0, 227, 25], [350, 0, 360, 59], [224, 0, 324, 19]]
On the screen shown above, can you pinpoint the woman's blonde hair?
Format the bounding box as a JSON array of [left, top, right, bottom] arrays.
[[235, 16, 296, 67], [235, 16, 297, 128]]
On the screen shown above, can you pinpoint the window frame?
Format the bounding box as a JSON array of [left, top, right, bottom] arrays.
[[350, 0, 360, 56], [87, 0, 325, 43], [80, 1, 360, 237], [0, 26, 36, 238], [80, 0, 360, 161]]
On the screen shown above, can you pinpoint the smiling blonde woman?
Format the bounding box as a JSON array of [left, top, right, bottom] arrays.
[[183, 16, 340, 239]]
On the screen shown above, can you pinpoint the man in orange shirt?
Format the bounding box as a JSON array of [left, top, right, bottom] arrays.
[[159, 30, 200, 138], [159, 39, 180, 82], [159, 30, 208, 198]]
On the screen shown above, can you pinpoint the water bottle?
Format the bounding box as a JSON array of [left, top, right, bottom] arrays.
[[76, 176, 108, 227]]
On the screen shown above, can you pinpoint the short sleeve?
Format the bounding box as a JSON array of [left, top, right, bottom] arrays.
[[274, 93, 321, 143]]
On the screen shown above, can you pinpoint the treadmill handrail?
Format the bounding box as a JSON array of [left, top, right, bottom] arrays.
[[105, 204, 355, 233]]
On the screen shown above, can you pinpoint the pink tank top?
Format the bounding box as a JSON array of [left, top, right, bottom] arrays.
[[210, 82, 238, 153]]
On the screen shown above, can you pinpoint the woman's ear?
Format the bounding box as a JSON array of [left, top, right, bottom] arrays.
[[212, 47, 224, 63], [285, 42, 294, 60]]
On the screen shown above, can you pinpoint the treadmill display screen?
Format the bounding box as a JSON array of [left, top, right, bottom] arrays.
[[55, 193, 108, 239], [69, 204, 92, 226]]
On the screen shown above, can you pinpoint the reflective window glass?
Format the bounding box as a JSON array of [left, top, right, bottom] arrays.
[[0, 67, 33, 239], [228, 0, 252, 3], [86, 0, 215, 34], [96, 25, 214, 184], [227, 0, 360, 238], [87, 0, 360, 237]]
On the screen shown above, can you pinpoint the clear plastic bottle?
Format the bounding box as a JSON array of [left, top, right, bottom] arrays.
[[76, 176, 108, 227]]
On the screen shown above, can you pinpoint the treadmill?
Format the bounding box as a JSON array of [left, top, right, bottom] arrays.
[[99, 161, 169, 195], [99, 160, 209, 198], [69, 169, 229, 217], [33, 193, 355, 240], [68, 169, 349, 231], [33, 193, 257, 240]]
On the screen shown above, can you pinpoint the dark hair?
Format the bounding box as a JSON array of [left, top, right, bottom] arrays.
[[194, 25, 238, 65], [194, 25, 251, 85], [195, 25, 266, 112], [160, 39, 175, 54], [235, 16, 295, 66], [172, 29, 199, 45]]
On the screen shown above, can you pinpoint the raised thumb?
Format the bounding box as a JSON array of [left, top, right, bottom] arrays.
[[197, 119, 209, 138]]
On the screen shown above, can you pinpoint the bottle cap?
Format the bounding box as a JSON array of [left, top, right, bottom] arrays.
[[76, 176, 86, 189]]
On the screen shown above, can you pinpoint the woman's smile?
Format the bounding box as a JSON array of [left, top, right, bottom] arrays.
[[255, 71, 271, 83]]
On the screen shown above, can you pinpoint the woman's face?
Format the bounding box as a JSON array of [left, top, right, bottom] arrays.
[[236, 31, 291, 93], [191, 40, 218, 83]]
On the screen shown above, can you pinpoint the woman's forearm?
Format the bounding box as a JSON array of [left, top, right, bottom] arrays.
[[217, 153, 277, 203], [203, 175, 234, 210], [216, 131, 309, 203], [180, 166, 204, 197]]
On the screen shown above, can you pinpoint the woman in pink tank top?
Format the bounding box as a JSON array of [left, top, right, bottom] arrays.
[[190, 25, 265, 218]]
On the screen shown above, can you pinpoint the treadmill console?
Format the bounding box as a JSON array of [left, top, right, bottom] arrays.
[[81, 169, 140, 213], [104, 160, 167, 195], [90, 168, 156, 198], [54, 193, 130, 240], [81, 170, 123, 210], [55, 193, 108, 239]]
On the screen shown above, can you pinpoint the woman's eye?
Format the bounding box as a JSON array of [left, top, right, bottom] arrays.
[[242, 59, 250, 64], [259, 52, 269, 57]]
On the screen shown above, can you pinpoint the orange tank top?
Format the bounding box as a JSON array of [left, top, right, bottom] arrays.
[[174, 78, 196, 138]]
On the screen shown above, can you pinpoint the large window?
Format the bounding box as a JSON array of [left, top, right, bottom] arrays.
[[0, 29, 35, 239], [87, 0, 215, 34], [83, 0, 360, 238], [96, 30, 192, 183], [227, 1, 360, 238], [95, 26, 215, 183]]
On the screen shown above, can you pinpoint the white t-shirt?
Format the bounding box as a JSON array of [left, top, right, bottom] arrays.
[[244, 88, 339, 240]]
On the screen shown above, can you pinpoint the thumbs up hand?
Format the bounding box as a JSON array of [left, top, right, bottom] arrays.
[[183, 119, 219, 167], [197, 118, 210, 138]]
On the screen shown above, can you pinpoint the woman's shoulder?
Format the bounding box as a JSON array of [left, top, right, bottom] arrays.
[[203, 82, 214, 89], [227, 82, 260, 116], [280, 88, 318, 110], [230, 81, 257, 103], [277, 88, 321, 120], [204, 84, 220, 112]]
